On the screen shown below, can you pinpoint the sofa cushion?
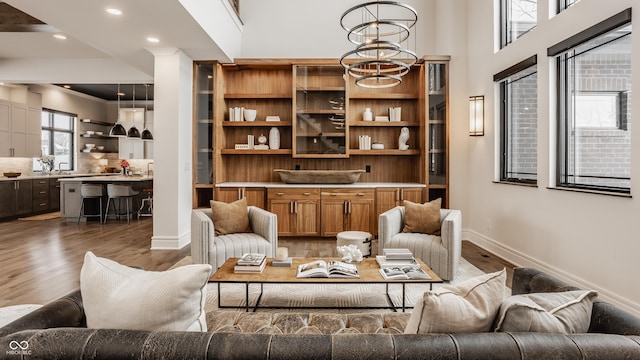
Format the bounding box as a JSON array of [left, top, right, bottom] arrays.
[[80, 251, 211, 332], [405, 269, 506, 334], [494, 290, 598, 333], [402, 198, 441, 235], [210, 198, 251, 235]]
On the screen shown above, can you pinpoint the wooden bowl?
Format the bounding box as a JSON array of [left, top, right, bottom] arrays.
[[3, 172, 21, 178]]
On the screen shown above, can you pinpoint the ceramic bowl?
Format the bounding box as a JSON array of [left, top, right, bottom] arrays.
[[96, 145, 105, 151], [244, 109, 257, 121], [85, 144, 95, 149]]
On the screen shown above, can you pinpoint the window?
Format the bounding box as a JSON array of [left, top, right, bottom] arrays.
[[550, 9, 631, 193], [558, 0, 580, 13], [495, 55, 538, 184], [501, 0, 537, 48], [35, 109, 76, 172]]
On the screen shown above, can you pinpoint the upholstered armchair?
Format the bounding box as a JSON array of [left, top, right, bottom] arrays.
[[191, 207, 278, 270], [378, 207, 462, 281]]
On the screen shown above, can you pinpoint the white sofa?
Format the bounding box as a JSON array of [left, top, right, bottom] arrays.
[[378, 207, 462, 281], [191, 207, 278, 270]]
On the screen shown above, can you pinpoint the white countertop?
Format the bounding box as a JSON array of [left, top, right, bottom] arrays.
[[58, 175, 153, 182], [216, 182, 426, 188], [0, 173, 120, 182]]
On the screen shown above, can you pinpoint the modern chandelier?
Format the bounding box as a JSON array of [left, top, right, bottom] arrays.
[[340, 1, 418, 88]]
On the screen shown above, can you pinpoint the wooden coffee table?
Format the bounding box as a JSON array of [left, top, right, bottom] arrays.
[[209, 257, 443, 312]]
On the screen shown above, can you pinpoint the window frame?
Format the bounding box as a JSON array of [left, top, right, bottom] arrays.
[[500, 0, 537, 49], [551, 8, 632, 194], [495, 55, 538, 185], [38, 108, 76, 172]]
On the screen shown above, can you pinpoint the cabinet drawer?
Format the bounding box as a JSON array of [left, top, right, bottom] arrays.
[[32, 199, 49, 212], [32, 186, 49, 199], [267, 188, 320, 200], [321, 188, 374, 200]]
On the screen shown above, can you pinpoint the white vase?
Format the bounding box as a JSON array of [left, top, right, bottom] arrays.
[[363, 108, 372, 121], [269, 127, 280, 150]]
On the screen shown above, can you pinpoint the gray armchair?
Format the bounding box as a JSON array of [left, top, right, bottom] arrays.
[[378, 207, 462, 281], [191, 207, 278, 270]]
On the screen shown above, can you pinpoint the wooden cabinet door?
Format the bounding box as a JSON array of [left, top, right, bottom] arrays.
[[216, 187, 265, 209], [269, 199, 295, 236], [0, 182, 14, 217], [0, 100, 11, 157], [15, 180, 32, 215], [294, 199, 320, 236], [400, 188, 423, 204], [375, 188, 399, 217], [347, 198, 374, 233], [321, 198, 346, 237], [10, 103, 27, 157], [49, 178, 61, 211]]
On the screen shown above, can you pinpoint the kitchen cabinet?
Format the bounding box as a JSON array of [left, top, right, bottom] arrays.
[[60, 181, 81, 219], [31, 178, 50, 213], [215, 187, 266, 209], [320, 188, 374, 237], [0, 180, 32, 218], [0, 99, 40, 158], [49, 178, 61, 211], [268, 188, 320, 236]]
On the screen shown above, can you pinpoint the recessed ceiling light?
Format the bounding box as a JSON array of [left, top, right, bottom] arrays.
[[146, 37, 160, 43], [117, 92, 125, 96], [63, 85, 71, 89], [53, 34, 67, 40], [106, 8, 122, 15]]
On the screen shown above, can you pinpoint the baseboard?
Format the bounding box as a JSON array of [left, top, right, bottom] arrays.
[[151, 232, 190, 250], [463, 228, 640, 318]]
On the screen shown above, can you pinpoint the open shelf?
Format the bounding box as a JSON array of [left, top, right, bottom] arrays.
[[80, 119, 114, 127], [350, 149, 421, 156], [224, 93, 291, 99], [349, 121, 420, 127], [223, 121, 292, 127], [220, 149, 292, 155], [349, 93, 419, 100]]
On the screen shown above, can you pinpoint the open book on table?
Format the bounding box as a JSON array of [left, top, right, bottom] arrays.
[[296, 260, 359, 278], [379, 265, 431, 280]]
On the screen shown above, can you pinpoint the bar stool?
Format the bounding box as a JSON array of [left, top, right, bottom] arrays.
[[77, 184, 105, 224], [104, 184, 139, 224], [138, 188, 153, 217]]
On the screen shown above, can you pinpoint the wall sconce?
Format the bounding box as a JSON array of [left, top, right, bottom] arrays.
[[469, 96, 484, 136]]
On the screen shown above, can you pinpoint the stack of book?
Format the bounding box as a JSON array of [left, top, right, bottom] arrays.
[[376, 248, 417, 268], [234, 253, 266, 273]]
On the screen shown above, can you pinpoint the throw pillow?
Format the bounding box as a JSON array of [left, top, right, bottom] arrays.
[[80, 251, 211, 332], [210, 197, 251, 235], [402, 198, 442, 235], [404, 269, 506, 334], [493, 290, 598, 333]]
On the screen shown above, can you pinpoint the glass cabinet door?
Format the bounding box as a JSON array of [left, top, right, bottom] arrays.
[[428, 63, 447, 185], [293, 65, 347, 158], [194, 63, 214, 185]]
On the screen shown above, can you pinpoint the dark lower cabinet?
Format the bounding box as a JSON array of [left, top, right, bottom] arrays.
[[0, 180, 32, 218]]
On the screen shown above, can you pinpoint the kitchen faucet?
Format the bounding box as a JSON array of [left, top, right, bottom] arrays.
[[58, 162, 69, 174], [147, 162, 154, 176]]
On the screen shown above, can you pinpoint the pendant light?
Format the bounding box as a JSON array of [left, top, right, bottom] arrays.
[[141, 84, 154, 141], [109, 84, 127, 137], [127, 84, 141, 138]]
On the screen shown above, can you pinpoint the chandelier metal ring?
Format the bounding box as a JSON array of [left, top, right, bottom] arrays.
[[347, 20, 412, 45], [340, 1, 418, 32], [354, 73, 403, 89], [346, 59, 412, 78]]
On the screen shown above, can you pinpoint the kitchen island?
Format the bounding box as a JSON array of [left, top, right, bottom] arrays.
[[59, 175, 153, 222]]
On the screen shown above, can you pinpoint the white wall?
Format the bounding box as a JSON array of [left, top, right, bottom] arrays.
[[240, 0, 436, 59], [466, 0, 640, 316]]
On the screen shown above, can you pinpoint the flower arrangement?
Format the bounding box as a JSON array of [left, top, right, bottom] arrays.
[[119, 159, 130, 168], [38, 155, 55, 172]]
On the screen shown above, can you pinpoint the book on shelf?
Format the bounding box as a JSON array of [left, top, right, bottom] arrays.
[[375, 255, 418, 268], [382, 248, 414, 260], [296, 260, 359, 279], [379, 266, 431, 280]]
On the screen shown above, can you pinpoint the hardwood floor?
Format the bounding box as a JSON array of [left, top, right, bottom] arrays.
[[0, 215, 516, 307]]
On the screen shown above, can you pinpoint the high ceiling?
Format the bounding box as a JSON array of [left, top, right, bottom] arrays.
[[0, 0, 237, 100]]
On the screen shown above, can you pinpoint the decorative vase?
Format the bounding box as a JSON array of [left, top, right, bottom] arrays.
[[269, 127, 280, 150], [363, 108, 372, 121], [122, 167, 127, 176]]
